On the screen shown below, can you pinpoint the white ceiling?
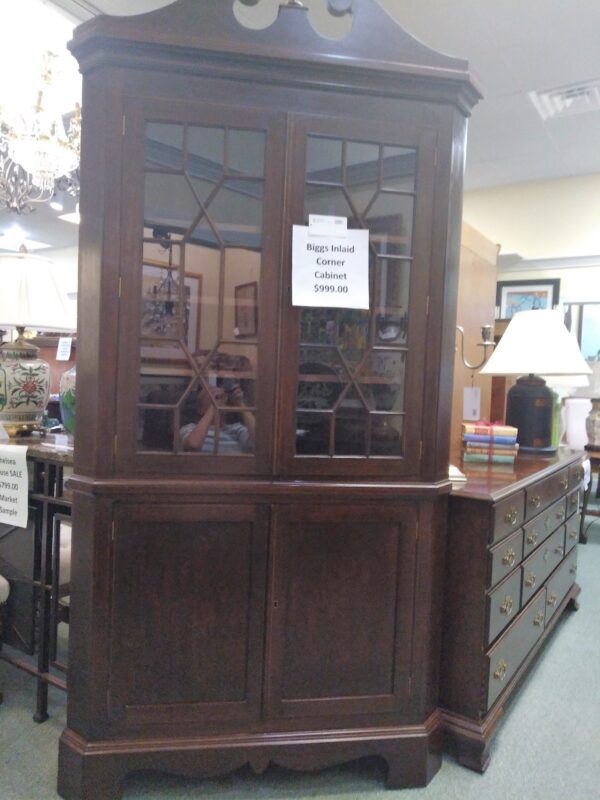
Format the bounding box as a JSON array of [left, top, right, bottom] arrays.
[[4, 0, 600, 254]]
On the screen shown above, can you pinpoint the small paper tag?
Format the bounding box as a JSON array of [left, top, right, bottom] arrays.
[[463, 387, 481, 421], [56, 337, 73, 361], [0, 423, 8, 441], [308, 214, 348, 238]]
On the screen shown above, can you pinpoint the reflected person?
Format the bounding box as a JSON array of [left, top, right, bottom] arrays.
[[180, 381, 255, 453]]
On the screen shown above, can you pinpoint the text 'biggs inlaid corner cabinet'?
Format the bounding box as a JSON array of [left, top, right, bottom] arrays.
[[58, 2, 481, 797]]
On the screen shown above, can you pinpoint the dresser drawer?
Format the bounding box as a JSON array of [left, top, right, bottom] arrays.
[[545, 549, 578, 624], [566, 488, 580, 518], [568, 461, 585, 489], [492, 492, 525, 544], [521, 526, 565, 605], [489, 528, 524, 587], [522, 497, 566, 557], [565, 515, 580, 554], [524, 467, 569, 520], [486, 589, 546, 710], [487, 569, 522, 645]]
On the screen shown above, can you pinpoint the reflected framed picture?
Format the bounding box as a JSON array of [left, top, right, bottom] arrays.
[[234, 281, 258, 338], [496, 278, 560, 320]]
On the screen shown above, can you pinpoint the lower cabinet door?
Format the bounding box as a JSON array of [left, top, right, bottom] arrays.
[[265, 502, 418, 719], [107, 502, 268, 727]]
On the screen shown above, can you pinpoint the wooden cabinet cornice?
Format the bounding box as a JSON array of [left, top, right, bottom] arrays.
[[58, 2, 480, 797]]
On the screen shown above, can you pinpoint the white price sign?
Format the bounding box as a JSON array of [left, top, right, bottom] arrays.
[[0, 444, 29, 528], [292, 222, 369, 310]]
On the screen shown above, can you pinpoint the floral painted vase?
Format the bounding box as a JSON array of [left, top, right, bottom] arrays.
[[0, 340, 50, 435], [59, 364, 76, 435]]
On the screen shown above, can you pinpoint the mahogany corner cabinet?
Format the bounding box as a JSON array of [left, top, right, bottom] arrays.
[[57, 2, 480, 797]]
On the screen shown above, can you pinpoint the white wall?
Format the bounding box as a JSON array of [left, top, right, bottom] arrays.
[[464, 174, 600, 261]]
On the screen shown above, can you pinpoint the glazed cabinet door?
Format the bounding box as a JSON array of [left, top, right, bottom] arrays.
[[115, 98, 286, 476], [278, 114, 437, 478], [106, 503, 268, 729], [265, 502, 418, 719]]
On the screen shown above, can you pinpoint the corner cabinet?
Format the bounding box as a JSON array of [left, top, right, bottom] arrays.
[[58, 2, 480, 798]]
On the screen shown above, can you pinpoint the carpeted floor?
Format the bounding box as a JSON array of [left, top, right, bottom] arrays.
[[1, 516, 599, 800]]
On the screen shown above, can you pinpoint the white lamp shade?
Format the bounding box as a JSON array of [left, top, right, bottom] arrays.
[[480, 309, 592, 377], [0, 250, 76, 331]]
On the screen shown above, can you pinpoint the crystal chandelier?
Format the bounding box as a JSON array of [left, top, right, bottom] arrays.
[[141, 230, 190, 339], [0, 52, 80, 214]]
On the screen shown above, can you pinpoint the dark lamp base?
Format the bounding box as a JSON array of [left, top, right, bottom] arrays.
[[506, 374, 555, 454]]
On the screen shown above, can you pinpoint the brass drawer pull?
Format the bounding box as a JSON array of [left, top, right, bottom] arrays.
[[526, 532, 538, 547], [559, 477, 568, 490], [502, 548, 516, 567], [504, 509, 518, 525], [529, 495, 541, 509], [500, 596, 514, 616], [570, 564, 577, 575], [556, 508, 565, 520], [569, 529, 578, 540], [525, 573, 536, 588], [547, 592, 557, 607], [555, 544, 564, 556], [534, 611, 545, 627], [494, 659, 507, 681], [569, 495, 578, 508]]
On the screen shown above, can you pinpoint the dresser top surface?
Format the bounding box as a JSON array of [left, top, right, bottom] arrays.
[[450, 447, 584, 503]]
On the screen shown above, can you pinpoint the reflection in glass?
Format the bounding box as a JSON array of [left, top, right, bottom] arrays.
[[295, 133, 416, 459], [228, 129, 265, 177], [381, 146, 416, 192], [137, 121, 265, 457], [306, 136, 342, 184], [145, 123, 183, 171]]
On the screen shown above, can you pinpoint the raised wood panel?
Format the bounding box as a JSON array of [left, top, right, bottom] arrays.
[[450, 222, 499, 461], [107, 504, 268, 726], [266, 503, 417, 718]]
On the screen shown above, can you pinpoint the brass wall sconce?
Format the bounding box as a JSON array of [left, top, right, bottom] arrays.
[[456, 324, 495, 370]]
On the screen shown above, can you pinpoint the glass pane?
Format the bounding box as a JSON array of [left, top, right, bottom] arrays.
[[187, 126, 224, 177], [225, 251, 260, 342], [306, 136, 342, 184], [381, 146, 416, 192], [300, 308, 337, 345], [304, 185, 358, 224], [358, 351, 406, 413], [228, 129, 265, 177], [335, 388, 368, 455], [338, 309, 370, 370], [375, 258, 411, 315], [138, 371, 194, 452], [345, 141, 380, 215], [144, 173, 199, 234], [192, 179, 263, 248], [296, 412, 331, 455], [179, 381, 255, 457], [145, 123, 183, 171], [366, 192, 414, 256], [141, 264, 186, 340], [184, 243, 220, 356], [371, 414, 404, 456], [298, 348, 347, 411]]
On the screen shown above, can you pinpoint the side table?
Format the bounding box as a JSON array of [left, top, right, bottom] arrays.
[[580, 447, 600, 543]]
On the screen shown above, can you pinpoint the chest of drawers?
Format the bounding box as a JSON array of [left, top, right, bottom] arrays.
[[441, 450, 584, 772]]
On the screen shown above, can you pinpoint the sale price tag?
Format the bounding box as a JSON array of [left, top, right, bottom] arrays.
[[291, 223, 369, 309]]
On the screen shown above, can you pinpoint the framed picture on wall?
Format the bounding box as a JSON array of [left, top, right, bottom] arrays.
[[496, 278, 560, 320], [234, 281, 258, 338]]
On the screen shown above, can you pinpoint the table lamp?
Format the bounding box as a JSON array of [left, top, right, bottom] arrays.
[[0, 247, 75, 436], [480, 309, 591, 453]]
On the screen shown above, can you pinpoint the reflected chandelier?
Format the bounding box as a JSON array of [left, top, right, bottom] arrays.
[[0, 51, 80, 214]]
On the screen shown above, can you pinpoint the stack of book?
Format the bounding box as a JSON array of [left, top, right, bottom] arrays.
[[462, 422, 519, 466]]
